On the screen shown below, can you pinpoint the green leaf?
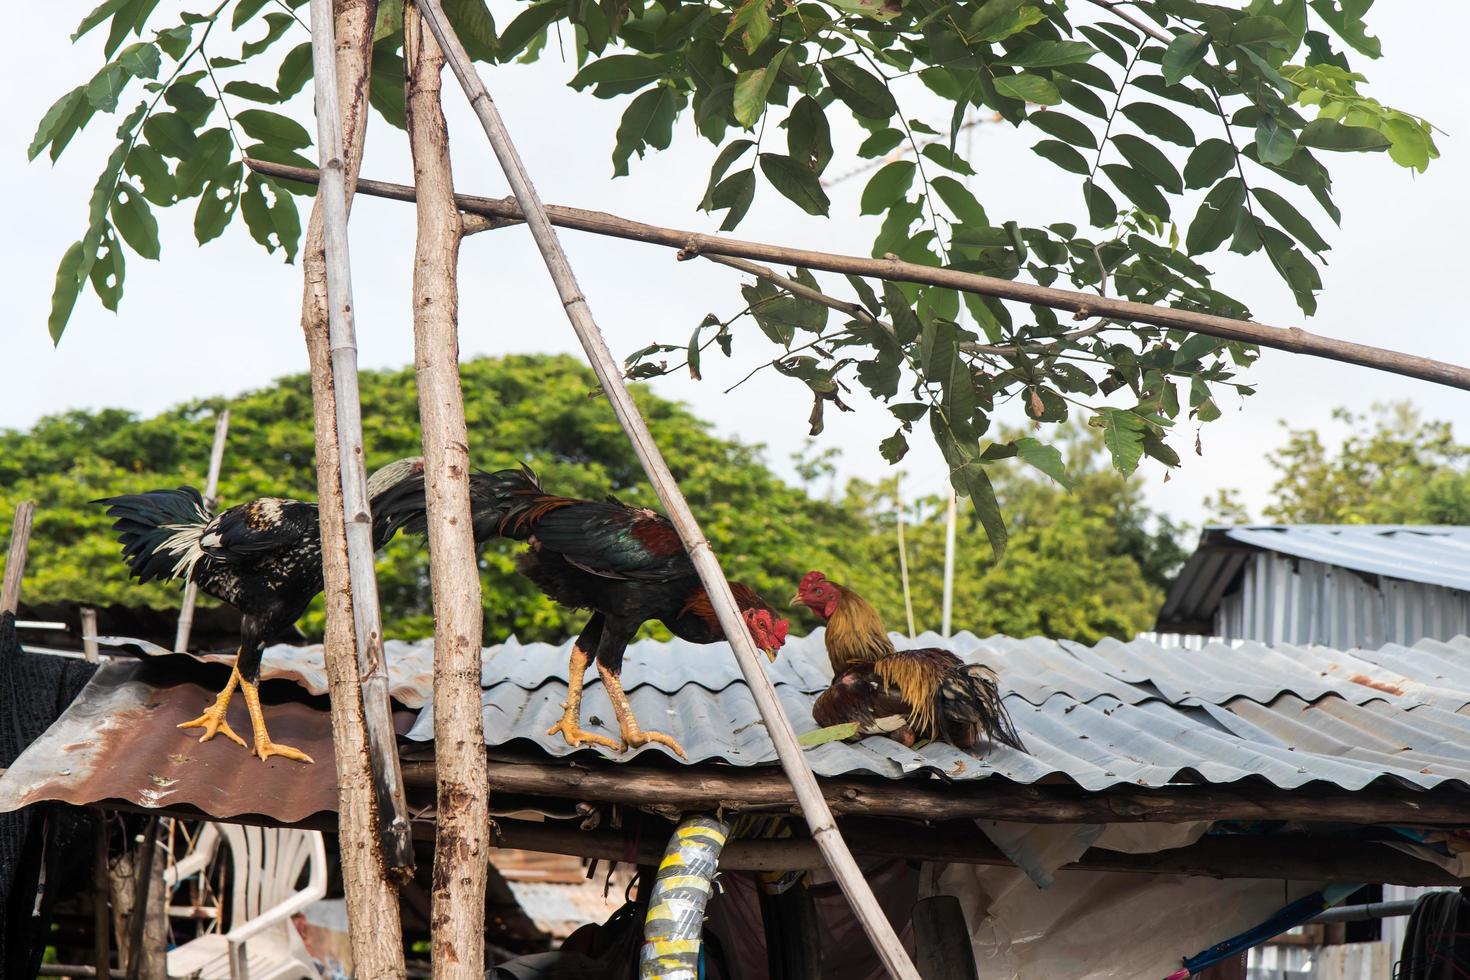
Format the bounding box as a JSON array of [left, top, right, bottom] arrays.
[[759, 153, 830, 216], [1308, 0, 1381, 58], [787, 97, 833, 175], [860, 161, 915, 215], [110, 180, 160, 259], [242, 13, 294, 59], [118, 42, 161, 79], [569, 54, 665, 95], [825, 0, 902, 21], [734, 48, 787, 129], [223, 80, 282, 104], [124, 143, 175, 205], [48, 241, 87, 344], [1297, 117, 1391, 152], [236, 108, 311, 149], [194, 165, 242, 244], [86, 64, 129, 112], [878, 430, 909, 463], [1082, 179, 1117, 227], [276, 43, 313, 99], [1183, 138, 1236, 189], [822, 60, 897, 120], [1252, 187, 1330, 254], [1119, 103, 1195, 147], [1028, 109, 1096, 149], [369, 47, 406, 129], [1186, 177, 1245, 254], [496, 1, 558, 59], [233, 0, 272, 30], [240, 173, 300, 259], [1095, 408, 1146, 474], [921, 143, 975, 175], [701, 139, 755, 210], [1228, 15, 1294, 47], [175, 128, 233, 199], [1255, 116, 1297, 166], [613, 87, 678, 177], [89, 228, 126, 312], [799, 722, 861, 748], [972, 3, 1044, 42], [443, 0, 497, 61], [1100, 163, 1170, 220], [994, 73, 1061, 106], [1142, 430, 1182, 468], [847, 275, 882, 316], [74, 0, 130, 42], [726, 0, 772, 53], [1162, 34, 1209, 85], [1173, 332, 1221, 366], [858, 128, 904, 158], [1112, 134, 1183, 194], [143, 111, 197, 158], [931, 175, 988, 225], [1012, 437, 1073, 488], [883, 282, 921, 344], [29, 87, 88, 162], [710, 169, 756, 230], [999, 40, 1097, 68], [1032, 139, 1089, 175]]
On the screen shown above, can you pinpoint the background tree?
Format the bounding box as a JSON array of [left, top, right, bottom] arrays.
[[30, 0, 1437, 556], [0, 353, 1176, 642], [1214, 402, 1470, 525]]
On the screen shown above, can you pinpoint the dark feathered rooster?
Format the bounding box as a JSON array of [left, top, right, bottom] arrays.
[[96, 458, 425, 764], [384, 465, 789, 758], [794, 571, 1024, 752]]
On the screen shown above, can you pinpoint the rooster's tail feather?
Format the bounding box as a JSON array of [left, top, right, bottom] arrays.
[[940, 663, 1026, 752], [95, 487, 211, 584]]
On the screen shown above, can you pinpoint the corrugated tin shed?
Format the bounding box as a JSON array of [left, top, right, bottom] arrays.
[[7, 630, 1470, 824], [1158, 526, 1470, 646]]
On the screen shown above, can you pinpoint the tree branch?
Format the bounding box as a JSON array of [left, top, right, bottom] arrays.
[[249, 158, 1470, 393], [1083, 0, 1173, 44]]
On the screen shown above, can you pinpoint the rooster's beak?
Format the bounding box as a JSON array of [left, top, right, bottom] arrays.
[[760, 644, 779, 663], [788, 592, 802, 608]]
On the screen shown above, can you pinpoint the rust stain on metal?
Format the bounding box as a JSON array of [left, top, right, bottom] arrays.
[[1349, 674, 1405, 696]]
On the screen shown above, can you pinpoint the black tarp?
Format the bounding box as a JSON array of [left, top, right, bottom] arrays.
[[0, 611, 98, 977]]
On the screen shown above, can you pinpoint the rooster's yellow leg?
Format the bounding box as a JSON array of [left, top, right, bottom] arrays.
[[177, 665, 248, 749], [546, 645, 621, 751], [239, 678, 314, 764], [596, 663, 687, 759]]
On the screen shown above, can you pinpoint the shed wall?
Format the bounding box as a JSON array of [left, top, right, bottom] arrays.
[[1215, 554, 1470, 647]]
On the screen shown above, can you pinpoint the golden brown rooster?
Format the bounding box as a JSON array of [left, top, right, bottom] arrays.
[[793, 571, 1025, 751]]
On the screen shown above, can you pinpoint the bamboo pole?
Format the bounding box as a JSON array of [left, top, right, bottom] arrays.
[[297, 0, 409, 973], [92, 815, 110, 980], [2, 501, 36, 615], [308, 0, 415, 883], [941, 491, 957, 638], [411, 6, 920, 977], [894, 476, 916, 641], [174, 410, 229, 652], [244, 159, 1470, 394], [81, 608, 100, 663], [404, 4, 490, 976]]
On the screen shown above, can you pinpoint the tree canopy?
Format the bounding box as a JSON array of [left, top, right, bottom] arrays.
[[0, 353, 1175, 644], [29, 0, 1436, 557], [1209, 402, 1470, 526]]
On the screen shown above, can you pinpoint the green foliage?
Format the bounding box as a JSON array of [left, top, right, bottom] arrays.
[[1229, 403, 1470, 525], [31, 0, 1433, 561], [0, 355, 1171, 645]]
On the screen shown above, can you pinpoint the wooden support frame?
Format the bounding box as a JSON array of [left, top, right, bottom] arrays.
[[244, 158, 1470, 393], [2, 500, 36, 615], [174, 410, 229, 653]]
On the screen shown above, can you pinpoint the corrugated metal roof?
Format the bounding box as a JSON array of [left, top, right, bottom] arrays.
[[398, 628, 1470, 793], [7, 630, 1470, 825], [1164, 528, 1470, 637]]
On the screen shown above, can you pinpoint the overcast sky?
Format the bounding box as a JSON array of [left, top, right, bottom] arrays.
[[4, 3, 1466, 530]]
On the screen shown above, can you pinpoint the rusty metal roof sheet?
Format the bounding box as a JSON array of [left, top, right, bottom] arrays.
[[7, 630, 1470, 823]]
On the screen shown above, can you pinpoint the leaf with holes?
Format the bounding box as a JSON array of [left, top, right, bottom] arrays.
[[1012, 437, 1073, 488], [110, 180, 159, 259], [194, 165, 241, 244]]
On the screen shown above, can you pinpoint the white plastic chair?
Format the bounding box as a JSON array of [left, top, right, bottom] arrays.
[[164, 823, 327, 980]]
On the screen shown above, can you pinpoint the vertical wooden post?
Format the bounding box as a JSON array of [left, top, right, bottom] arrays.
[[913, 895, 978, 980], [404, 3, 490, 976], [298, 0, 409, 975], [2, 501, 36, 615], [81, 608, 100, 663], [93, 815, 111, 980], [413, 6, 922, 976], [175, 409, 230, 652], [941, 491, 957, 638]]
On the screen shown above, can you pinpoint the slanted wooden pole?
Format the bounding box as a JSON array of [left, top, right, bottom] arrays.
[[309, 0, 414, 880], [299, 0, 409, 974], [412, 5, 921, 976], [174, 409, 229, 652], [244, 159, 1470, 394], [2, 501, 36, 615], [403, 3, 490, 976]]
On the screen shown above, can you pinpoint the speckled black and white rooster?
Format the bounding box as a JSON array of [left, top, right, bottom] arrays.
[[96, 458, 424, 763]]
